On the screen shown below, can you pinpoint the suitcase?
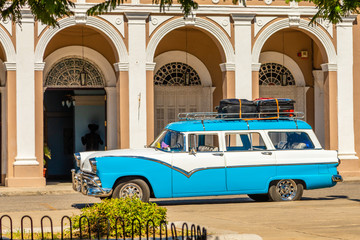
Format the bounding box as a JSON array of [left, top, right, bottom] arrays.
[[254, 98, 295, 117], [217, 99, 257, 118]]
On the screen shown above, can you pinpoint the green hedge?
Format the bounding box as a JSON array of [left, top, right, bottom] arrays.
[[71, 198, 167, 238]]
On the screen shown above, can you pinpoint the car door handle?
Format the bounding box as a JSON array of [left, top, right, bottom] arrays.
[[213, 153, 224, 157], [261, 152, 272, 156]]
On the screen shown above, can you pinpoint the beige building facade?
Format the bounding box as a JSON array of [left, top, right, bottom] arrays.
[[0, 0, 359, 187]]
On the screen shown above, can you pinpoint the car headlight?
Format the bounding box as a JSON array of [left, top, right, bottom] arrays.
[[74, 153, 81, 167], [89, 158, 97, 173]]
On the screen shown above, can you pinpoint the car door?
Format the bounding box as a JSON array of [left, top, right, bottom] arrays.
[[224, 131, 276, 192], [172, 132, 226, 196]]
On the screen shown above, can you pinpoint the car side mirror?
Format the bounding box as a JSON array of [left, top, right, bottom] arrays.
[[189, 147, 197, 155]]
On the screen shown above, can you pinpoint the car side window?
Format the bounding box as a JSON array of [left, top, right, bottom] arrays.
[[188, 134, 219, 152], [225, 132, 266, 151], [268, 132, 315, 150]]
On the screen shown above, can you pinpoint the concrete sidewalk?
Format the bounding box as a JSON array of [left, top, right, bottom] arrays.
[[0, 181, 75, 196], [1, 176, 359, 197]]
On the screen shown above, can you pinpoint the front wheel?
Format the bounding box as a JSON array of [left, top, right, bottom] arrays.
[[268, 179, 303, 201], [112, 178, 150, 202]]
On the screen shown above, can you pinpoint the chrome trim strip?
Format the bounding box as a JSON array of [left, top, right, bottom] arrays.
[[93, 155, 339, 179]]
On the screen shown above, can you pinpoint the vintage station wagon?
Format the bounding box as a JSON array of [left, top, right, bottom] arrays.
[[72, 113, 342, 202]]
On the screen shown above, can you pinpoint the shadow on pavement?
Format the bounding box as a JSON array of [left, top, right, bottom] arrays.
[[72, 203, 96, 209], [153, 197, 254, 206], [302, 195, 349, 201]]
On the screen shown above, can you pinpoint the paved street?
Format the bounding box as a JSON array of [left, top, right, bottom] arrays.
[[0, 181, 359, 239]]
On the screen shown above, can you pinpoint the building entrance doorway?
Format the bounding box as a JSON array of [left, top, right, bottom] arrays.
[[44, 89, 106, 180]]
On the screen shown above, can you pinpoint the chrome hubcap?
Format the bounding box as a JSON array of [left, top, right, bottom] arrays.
[[119, 183, 143, 199], [276, 179, 297, 200]]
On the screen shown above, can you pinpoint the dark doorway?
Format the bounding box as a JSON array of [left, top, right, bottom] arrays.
[[44, 89, 106, 180]]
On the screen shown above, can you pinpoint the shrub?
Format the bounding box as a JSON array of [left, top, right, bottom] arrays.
[[71, 197, 167, 238]]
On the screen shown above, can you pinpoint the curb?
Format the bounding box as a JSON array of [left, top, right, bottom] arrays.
[[208, 234, 263, 240]]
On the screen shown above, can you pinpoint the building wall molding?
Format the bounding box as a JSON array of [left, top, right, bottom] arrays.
[[147, 17, 235, 64], [35, 16, 128, 64]]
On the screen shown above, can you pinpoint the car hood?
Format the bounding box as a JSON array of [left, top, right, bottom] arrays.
[[78, 148, 161, 173]]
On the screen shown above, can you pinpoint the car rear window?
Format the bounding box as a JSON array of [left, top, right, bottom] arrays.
[[268, 132, 315, 150]]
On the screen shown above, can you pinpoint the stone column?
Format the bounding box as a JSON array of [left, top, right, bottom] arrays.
[[6, 12, 44, 187], [4, 62, 16, 186], [15, 12, 38, 166], [219, 63, 235, 99], [231, 14, 255, 99], [321, 63, 338, 151], [336, 17, 358, 161], [313, 70, 325, 147], [114, 62, 129, 149], [146, 62, 156, 145], [125, 12, 149, 149], [252, 63, 261, 100], [104, 86, 117, 150], [34, 63, 46, 182]]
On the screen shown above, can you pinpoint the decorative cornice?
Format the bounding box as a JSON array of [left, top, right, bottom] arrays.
[[34, 62, 45, 71], [21, 10, 35, 23], [336, 15, 357, 27], [125, 12, 149, 24], [288, 14, 300, 27], [231, 14, 255, 26], [321, 63, 337, 72], [146, 62, 156, 71], [4, 62, 16, 71], [219, 63, 235, 72], [251, 63, 262, 72], [114, 62, 129, 72]]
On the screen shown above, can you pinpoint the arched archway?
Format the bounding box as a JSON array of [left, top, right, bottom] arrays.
[[252, 18, 336, 65], [35, 16, 128, 64], [43, 56, 107, 179], [147, 17, 234, 64]]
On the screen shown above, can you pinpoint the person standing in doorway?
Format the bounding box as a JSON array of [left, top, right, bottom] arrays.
[[81, 124, 104, 151]]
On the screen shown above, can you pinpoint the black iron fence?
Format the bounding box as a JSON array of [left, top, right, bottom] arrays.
[[0, 215, 207, 240]]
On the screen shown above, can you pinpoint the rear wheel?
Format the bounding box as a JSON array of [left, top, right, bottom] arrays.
[[268, 179, 303, 201], [247, 194, 270, 202], [112, 179, 150, 202]]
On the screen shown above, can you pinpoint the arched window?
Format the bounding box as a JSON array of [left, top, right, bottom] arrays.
[[259, 63, 295, 86], [45, 57, 104, 88], [154, 62, 201, 86]]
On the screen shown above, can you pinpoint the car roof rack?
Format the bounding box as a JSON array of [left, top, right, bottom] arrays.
[[178, 112, 305, 121]]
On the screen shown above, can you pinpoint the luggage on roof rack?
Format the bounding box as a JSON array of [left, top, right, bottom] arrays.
[[254, 98, 295, 117], [217, 99, 257, 118], [178, 111, 304, 121]]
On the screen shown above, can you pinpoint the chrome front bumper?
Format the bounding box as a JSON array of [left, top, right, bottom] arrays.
[[332, 174, 343, 183], [71, 169, 113, 197]]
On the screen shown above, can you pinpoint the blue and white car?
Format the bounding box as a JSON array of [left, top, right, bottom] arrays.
[[71, 115, 342, 202]]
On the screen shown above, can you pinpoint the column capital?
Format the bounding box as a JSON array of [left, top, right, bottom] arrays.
[[231, 14, 255, 26], [146, 62, 156, 71], [104, 86, 116, 94], [4, 62, 16, 71], [21, 10, 35, 24], [321, 63, 337, 72], [219, 63, 235, 72], [114, 62, 129, 72], [336, 16, 357, 27], [125, 12, 149, 24], [252, 63, 261, 71], [34, 62, 45, 71]]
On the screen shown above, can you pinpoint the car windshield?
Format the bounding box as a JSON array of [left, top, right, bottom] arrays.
[[150, 130, 185, 152]]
